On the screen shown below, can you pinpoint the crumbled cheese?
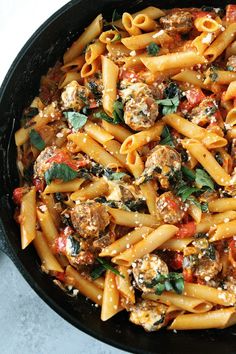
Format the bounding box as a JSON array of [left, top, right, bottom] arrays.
[[130, 50, 136, 57], [152, 30, 164, 38], [39, 205, 47, 212], [202, 33, 213, 44], [56, 132, 64, 138]]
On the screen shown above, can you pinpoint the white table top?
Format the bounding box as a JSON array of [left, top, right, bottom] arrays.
[[0, 1, 126, 353]]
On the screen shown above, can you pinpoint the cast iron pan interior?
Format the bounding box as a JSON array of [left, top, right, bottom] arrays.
[[0, 1, 235, 353]]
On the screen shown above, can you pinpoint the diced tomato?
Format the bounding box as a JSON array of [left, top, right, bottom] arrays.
[[47, 151, 78, 170], [13, 187, 25, 205], [119, 68, 138, 81], [226, 5, 236, 23], [170, 253, 183, 270], [88, 99, 99, 109], [33, 178, 45, 193], [52, 226, 74, 255], [192, 10, 212, 19], [185, 88, 206, 107], [229, 239, 236, 261], [55, 272, 66, 282], [166, 197, 179, 211], [183, 268, 194, 283], [176, 221, 196, 239]]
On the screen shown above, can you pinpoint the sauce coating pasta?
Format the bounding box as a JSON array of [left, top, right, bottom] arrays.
[[13, 5, 236, 332]]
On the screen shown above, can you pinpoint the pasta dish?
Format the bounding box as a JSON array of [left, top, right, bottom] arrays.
[[13, 5, 236, 331]]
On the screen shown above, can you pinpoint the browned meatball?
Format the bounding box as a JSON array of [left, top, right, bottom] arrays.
[[70, 202, 110, 238], [138, 145, 181, 187], [227, 55, 236, 72], [156, 191, 185, 224], [120, 83, 159, 131], [132, 254, 169, 293], [129, 300, 167, 331], [190, 98, 218, 126], [61, 80, 89, 111], [34, 146, 58, 179], [84, 73, 103, 100], [160, 11, 193, 34]]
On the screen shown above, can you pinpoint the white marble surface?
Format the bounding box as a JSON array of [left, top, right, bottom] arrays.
[[0, 1, 125, 353]]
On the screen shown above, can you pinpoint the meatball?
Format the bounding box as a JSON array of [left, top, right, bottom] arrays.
[[34, 146, 58, 179], [190, 98, 218, 126], [66, 236, 95, 266], [138, 145, 181, 187], [84, 73, 103, 100], [132, 254, 169, 293], [194, 250, 222, 281], [70, 202, 110, 238], [120, 83, 159, 131], [129, 300, 167, 332], [61, 80, 89, 111], [156, 191, 185, 224], [160, 11, 193, 34], [227, 55, 236, 72]]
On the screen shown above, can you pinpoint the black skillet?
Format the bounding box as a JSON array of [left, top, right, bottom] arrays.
[[0, 1, 235, 353]]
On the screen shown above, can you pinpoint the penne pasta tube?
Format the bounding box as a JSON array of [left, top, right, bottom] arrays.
[[184, 282, 236, 306], [172, 70, 209, 89], [204, 70, 236, 85], [93, 277, 105, 290], [209, 219, 236, 241], [121, 30, 173, 51], [183, 139, 231, 186], [61, 55, 85, 72], [67, 133, 122, 168], [208, 198, 236, 212], [225, 40, 236, 59], [65, 265, 103, 305], [120, 122, 164, 154], [143, 292, 213, 313], [226, 107, 236, 125], [99, 227, 153, 257], [81, 58, 100, 78], [112, 225, 178, 266], [103, 140, 127, 167], [99, 30, 122, 44], [194, 16, 220, 33], [169, 308, 236, 330], [37, 207, 59, 245], [70, 178, 108, 201], [58, 71, 81, 89], [101, 120, 131, 143], [43, 178, 84, 194], [33, 231, 63, 273], [116, 265, 135, 303], [191, 31, 220, 55], [108, 208, 159, 228], [140, 181, 159, 216], [132, 14, 157, 32], [126, 150, 144, 178], [112, 7, 165, 30], [163, 114, 227, 149], [41, 194, 61, 228], [84, 121, 114, 144], [63, 14, 103, 64], [122, 12, 141, 36], [20, 187, 37, 249], [101, 55, 119, 117], [159, 238, 193, 251], [85, 41, 106, 64], [141, 52, 206, 73], [101, 270, 121, 321], [204, 23, 236, 62], [188, 203, 202, 224], [224, 81, 236, 101], [196, 210, 236, 233]]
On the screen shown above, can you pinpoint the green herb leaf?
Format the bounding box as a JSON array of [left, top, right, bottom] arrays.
[[146, 271, 184, 295], [147, 42, 160, 56], [160, 126, 175, 146], [96, 257, 125, 278], [63, 111, 88, 131], [195, 169, 214, 190], [181, 166, 196, 181], [94, 111, 115, 124], [44, 163, 78, 185], [164, 82, 180, 99], [111, 33, 121, 42], [90, 265, 106, 280], [209, 67, 218, 82], [200, 202, 209, 212], [111, 9, 121, 31], [157, 96, 180, 115], [67, 235, 80, 256], [105, 172, 126, 180], [29, 129, 46, 151], [113, 100, 124, 123], [124, 198, 146, 212], [204, 243, 216, 260], [177, 185, 199, 202]]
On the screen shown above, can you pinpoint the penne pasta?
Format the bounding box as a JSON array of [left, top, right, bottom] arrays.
[[70, 178, 108, 201], [43, 178, 84, 194], [108, 208, 159, 228], [101, 55, 119, 117], [121, 30, 173, 51], [196, 211, 236, 233], [20, 187, 37, 249], [101, 270, 121, 321], [84, 121, 114, 144]]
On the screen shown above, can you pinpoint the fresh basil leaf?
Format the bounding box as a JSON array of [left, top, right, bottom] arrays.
[[200, 202, 209, 212], [44, 163, 78, 185], [195, 169, 214, 190], [105, 172, 126, 181], [29, 129, 45, 151], [177, 185, 199, 202], [173, 277, 184, 294], [147, 42, 160, 56], [63, 111, 88, 131], [113, 100, 124, 123], [157, 96, 179, 115], [160, 126, 175, 146], [96, 257, 125, 278], [155, 283, 166, 295], [67, 235, 80, 256], [94, 111, 115, 123], [148, 272, 184, 295], [181, 166, 196, 181], [90, 265, 106, 280]]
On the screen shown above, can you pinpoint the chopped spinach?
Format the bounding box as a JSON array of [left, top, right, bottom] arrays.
[[195, 169, 214, 190], [29, 129, 45, 151], [203, 244, 216, 260], [157, 96, 180, 115], [90, 265, 106, 280], [146, 42, 160, 56], [145, 272, 184, 295], [124, 198, 146, 212], [94, 111, 115, 124], [164, 82, 180, 99], [160, 126, 175, 146], [95, 257, 125, 278], [181, 166, 196, 181], [44, 163, 78, 185], [113, 100, 124, 123], [88, 81, 102, 99], [67, 235, 80, 256], [63, 111, 88, 131]]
